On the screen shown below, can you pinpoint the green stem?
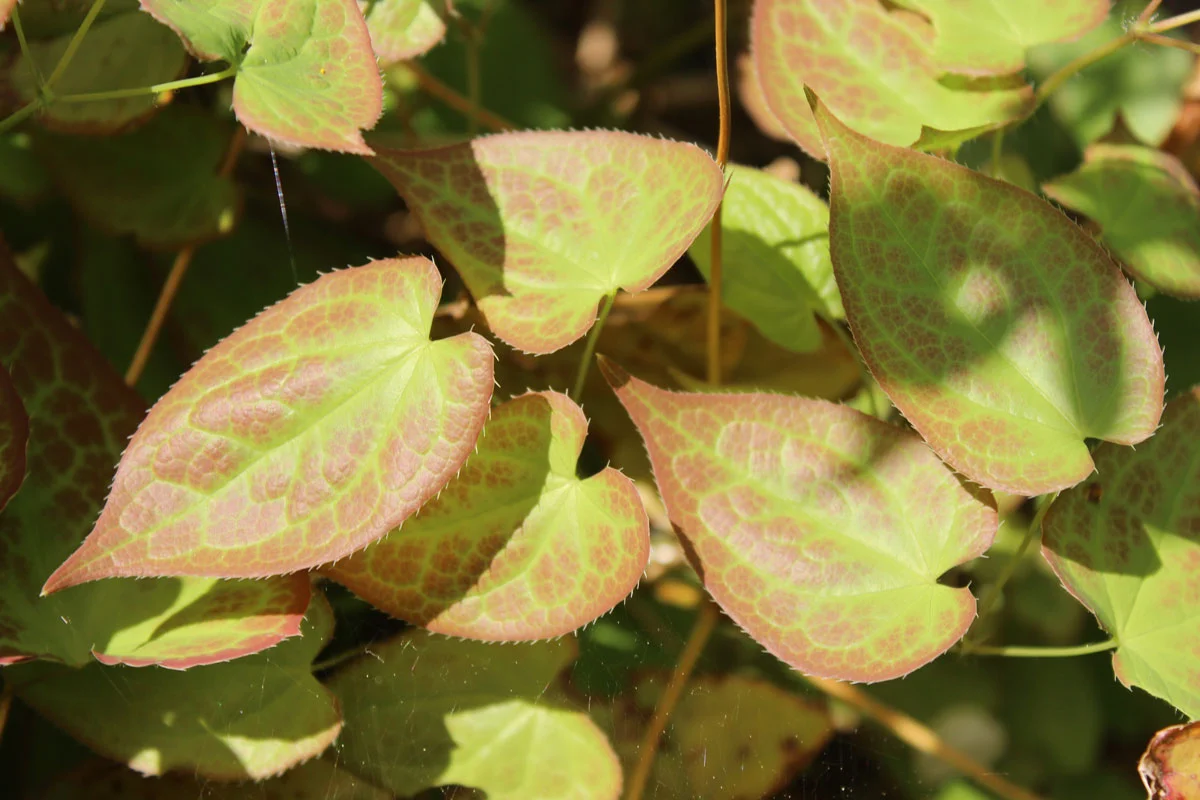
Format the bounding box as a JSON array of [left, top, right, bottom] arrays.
[[1150, 8, 1200, 33], [1034, 32, 1135, 109], [0, 102, 42, 137], [55, 64, 238, 104], [11, 9, 43, 87], [1140, 32, 1200, 56], [43, 0, 108, 92], [970, 639, 1119, 658], [571, 292, 616, 403]]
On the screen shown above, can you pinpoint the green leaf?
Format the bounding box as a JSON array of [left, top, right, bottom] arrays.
[[0, 243, 312, 668], [365, 0, 445, 63], [1140, 722, 1200, 799], [751, 0, 1033, 155], [325, 390, 649, 640], [895, 0, 1108, 76], [43, 257, 494, 591], [140, 0, 383, 153], [329, 630, 621, 799], [600, 360, 997, 682], [0, 362, 28, 513], [1043, 144, 1200, 300], [372, 131, 724, 354], [814, 98, 1164, 495], [688, 164, 840, 353], [1042, 387, 1200, 719], [33, 107, 239, 250], [6, 595, 341, 780], [1027, 14, 1194, 147]]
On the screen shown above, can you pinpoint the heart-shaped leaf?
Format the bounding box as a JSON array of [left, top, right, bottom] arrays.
[[365, 0, 446, 63], [814, 98, 1164, 495], [0, 243, 310, 668], [371, 131, 724, 353], [6, 595, 341, 780], [688, 164, 841, 353], [601, 360, 997, 682], [1140, 722, 1200, 800], [0, 362, 28, 513], [43, 257, 494, 592], [329, 630, 621, 799], [751, 0, 1033, 155], [325, 390, 649, 640], [140, 0, 383, 153], [1043, 144, 1200, 300], [1042, 387, 1200, 718]]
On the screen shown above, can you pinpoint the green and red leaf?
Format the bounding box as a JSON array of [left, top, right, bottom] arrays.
[[364, 0, 446, 63], [325, 390, 649, 640], [601, 361, 997, 682], [815, 98, 1164, 495], [1042, 387, 1200, 718], [0, 363, 28, 513], [1141, 722, 1200, 800], [44, 257, 494, 591], [371, 131, 724, 353]]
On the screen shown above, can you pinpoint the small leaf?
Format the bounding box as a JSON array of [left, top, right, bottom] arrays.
[[688, 164, 841, 353], [325, 391, 648, 640], [1140, 722, 1200, 800], [601, 361, 997, 682], [751, 0, 1033, 154], [0, 362, 28, 513], [895, 0, 1109, 76], [365, 0, 446, 63], [1043, 144, 1200, 300], [140, 0, 383, 153], [1042, 387, 1200, 719], [43, 257, 494, 591], [372, 131, 725, 353], [814, 98, 1164, 495], [6, 595, 341, 780], [34, 107, 239, 250], [330, 630, 621, 799]]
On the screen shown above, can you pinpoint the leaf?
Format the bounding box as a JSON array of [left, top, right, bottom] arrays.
[[1043, 144, 1200, 300], [688, 164, 841, 353], [5, 595, 341, 780], [33, 107, 240, 250], [43, 257, 494, 591], [324, 390, 649, 640], [736, 52, 793, 145], [600, 361, 997, 682], [371, 131, 725, 354], [0, 0, 14, 28], [751, 0, 1033, 155], [0, 362, 28, 513], [895, 0, 1109, 76], [1042, 387, 1200, 719], [329, 630, 621, 799], [365, 0, 445, 63], [140, 0, 383, 153], [814, 97, 1164, 495], [1141, 722, 1200, 800], [11, 6, 188, 133], [0, 242, 311, 668]]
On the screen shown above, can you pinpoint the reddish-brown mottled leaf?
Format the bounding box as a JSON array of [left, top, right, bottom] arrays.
[[371, 131, 724, 353], [44, 257, 493, 591], [601, 361, 997, 682], [0, 363, 28, 513], [365, 0, 446, 63], [1141, 722, 1200, 800], [325, 391, 649, 640]]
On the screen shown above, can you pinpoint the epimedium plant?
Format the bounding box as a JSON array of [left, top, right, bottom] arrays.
[[1, 0, 1200, 798]]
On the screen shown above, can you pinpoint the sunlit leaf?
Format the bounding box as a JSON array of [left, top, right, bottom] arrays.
[[43, 257, 494, 591], [371, 131, 724, 353], [736, 53, 794, 145], [0, 362, 28, 513], [325, 391, 649, 640], [330, 630, 621, 799], [11, 5, 188, 133], [0, 243, 311, 668], [141, 0, 383, 153], [601, 361, 997, 681], [0, 0, 14, 29], [815, 98, 1164, 495], [365, 0, 445, 63], [33, 107, 239, 250], [6, 595, 341, 780], [751, 0, 1032, 155], [895, 0, 1108, 75], [1042, 387, 1200, 719], [1140, 721, 1200, 800], [1043, 144, 1200, 300], [689, 164, 840, 353]]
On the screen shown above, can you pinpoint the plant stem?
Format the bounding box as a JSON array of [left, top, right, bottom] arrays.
[[625, 601, 720, 800], [1139, 32, 1200, 56], [969, 639, 1119, 658], [11, 9, 43, 87], [402, 61, 515, 132], [56, 64, 238, 104], [1150, 8, 1200, 33], [705, 0, 731, 387], [805, 676, 1045, 800], [570, 292, 616, 403], [43, 0, 108, 92], [1033, 31, 1135, 109], [0, 102, 41, 137], [1139, 0, 1164, 24]]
